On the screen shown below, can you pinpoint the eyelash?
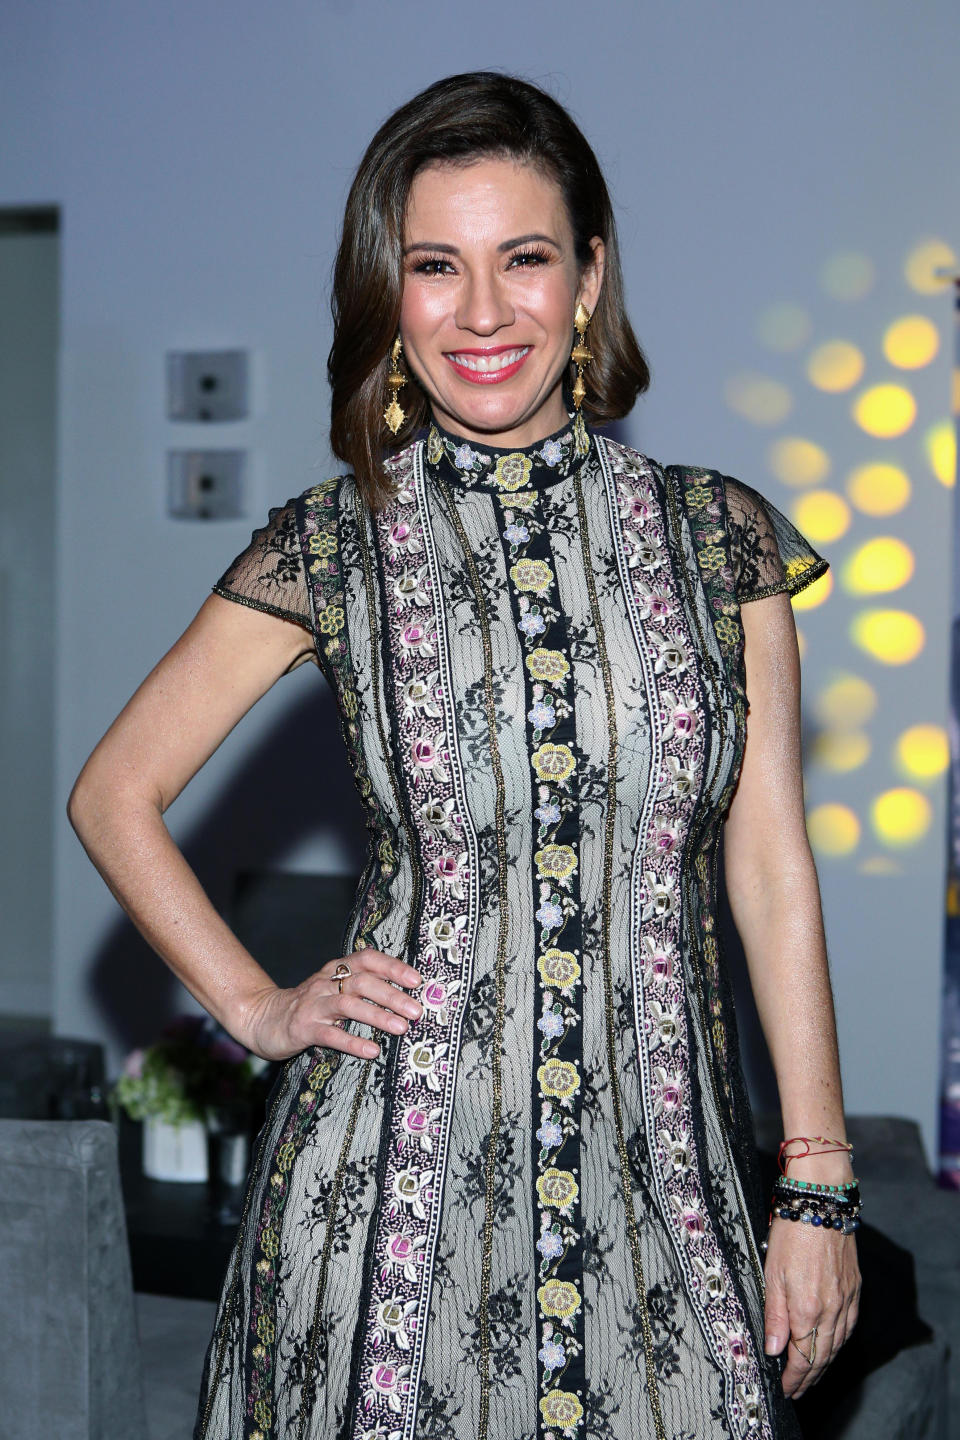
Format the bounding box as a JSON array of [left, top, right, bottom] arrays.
[[411, 246, 552, 276]]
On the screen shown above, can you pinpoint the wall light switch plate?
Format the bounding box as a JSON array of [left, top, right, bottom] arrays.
[[167, 450, 245, 520], [167, 349, 249, 421]]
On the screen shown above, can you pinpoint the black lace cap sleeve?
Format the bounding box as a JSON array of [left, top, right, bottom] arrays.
[[724, 476, 829, 604], [211, 498, 312, 629]]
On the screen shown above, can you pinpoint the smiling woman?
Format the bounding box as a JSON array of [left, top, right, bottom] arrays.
[[67, 69, 855, 1440]]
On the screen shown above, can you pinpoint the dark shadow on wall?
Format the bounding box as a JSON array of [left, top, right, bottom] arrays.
[[86, 683, 368, 1055]]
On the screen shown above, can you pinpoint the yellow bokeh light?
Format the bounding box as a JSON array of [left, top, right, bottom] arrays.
[[814, 674, 878, 730], [725, 374, 793, 426], [813, 730, 871, 772], [820, 252, 875, 301], [756, 302, 812, 353], [846, 462, 911, 516], [925, 420, 956, 488], [850, 608, 925, 664], [792, 490, 851, 544], [883, 315, 940, 369], [895, 724, 949, 780], [852, 384, 917, 439], [807, 803, 860, 856], [904, 238, 957, 295], [796, 628, 807, 661], [792, 570, 833, 611], [842, 537, 915, 595], [807, 340, 865, 393], [870, 787, 932, 846], [858, 855, 903, 877], [768, 436, 832, 488]]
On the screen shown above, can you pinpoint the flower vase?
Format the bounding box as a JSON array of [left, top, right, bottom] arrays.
[[142, 1114, 209, 1182]]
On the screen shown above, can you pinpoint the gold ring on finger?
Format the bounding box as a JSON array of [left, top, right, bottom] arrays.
[[331, 961, 352, 995]]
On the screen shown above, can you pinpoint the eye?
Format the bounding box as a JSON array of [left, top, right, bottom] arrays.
[[508, 247, 552, 268], [410, 255, 454, 276]]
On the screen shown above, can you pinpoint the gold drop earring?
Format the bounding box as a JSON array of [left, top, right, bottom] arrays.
[[570, 301, 593, 410], [383, 335, 407, 435]]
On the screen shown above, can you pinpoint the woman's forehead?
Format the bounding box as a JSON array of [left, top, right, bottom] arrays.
[[404, 157, 569, 242]]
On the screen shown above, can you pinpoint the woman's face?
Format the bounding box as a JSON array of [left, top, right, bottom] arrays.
[[400, 157, 604, 448]]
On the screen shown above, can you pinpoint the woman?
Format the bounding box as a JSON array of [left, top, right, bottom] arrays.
[[69, 71, 860, 1440]]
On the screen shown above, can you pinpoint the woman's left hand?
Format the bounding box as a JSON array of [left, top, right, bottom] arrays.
[[762, 1218, 861, 1398]]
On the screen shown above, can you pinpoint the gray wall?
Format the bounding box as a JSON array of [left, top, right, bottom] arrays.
[[1, 0, 958, 1157], [0, 229, 58, 1018]]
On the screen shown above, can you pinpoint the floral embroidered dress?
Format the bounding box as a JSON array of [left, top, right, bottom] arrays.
[[193, 414, 827, 1440]]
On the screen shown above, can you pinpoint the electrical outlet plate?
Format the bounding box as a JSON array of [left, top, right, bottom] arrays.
[[167, 450, 245, 520], [167, 349, 249, 421]]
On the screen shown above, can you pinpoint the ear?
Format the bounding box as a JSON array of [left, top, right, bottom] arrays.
[[577, 236, 605, 316]]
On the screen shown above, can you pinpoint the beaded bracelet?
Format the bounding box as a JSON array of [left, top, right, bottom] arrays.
[[770, 1184, 861, 1234], [775, 1176, 860, 1201]]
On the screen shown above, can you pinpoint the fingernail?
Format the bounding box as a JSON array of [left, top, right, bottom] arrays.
[[765, 1336, 781, 1354]]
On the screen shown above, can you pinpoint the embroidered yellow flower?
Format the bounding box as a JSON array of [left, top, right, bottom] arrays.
[[341, 687, 359, 718], [537, 948, 581, 992], [538, 1058, 580, 1098], [493, 452, 533, 491], [699, 543, 727, 573], [535, 843, 577, 882], [685, 484, 713, 510], [256, 1312, 276, 1343], [276, 1141, 296, 1173], [308, 477, 337, 499], [537, 1279, 582, 1320], [317, 602, 345, 635], [260, 1226, 279, 1258], [253, 1398, 273, 1429], [536, 1165, 580, 1209], [510, 557, 553, 593], [526, 647, 570, 684], [308, 530, 337, 557], [714, 616, 741, 650], [507, 490, 538, 511], [532, 743, 576, 783], [540, 1389, 584, 1429]]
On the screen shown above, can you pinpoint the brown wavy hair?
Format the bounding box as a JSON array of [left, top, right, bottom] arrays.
[[328, 71, 651, 510]]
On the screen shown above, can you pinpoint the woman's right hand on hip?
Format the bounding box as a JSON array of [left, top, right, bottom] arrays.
[[240, 947, 424, 1062]]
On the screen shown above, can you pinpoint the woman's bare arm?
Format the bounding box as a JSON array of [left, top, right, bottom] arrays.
[[722, 590, 860, 1396], [67, 594, 422, 1060]]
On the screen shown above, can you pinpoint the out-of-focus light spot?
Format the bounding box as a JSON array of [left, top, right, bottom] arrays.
[[796, 628, 807, 661], [807, 803, 860, 855], [724, 374, 793, 426], [768, 436, 832, 487], [755, 302, 812, 353], [925, 420, 956, 487], [846, 462, 911, 516], [842, 537, 915, 595], [858, 855, 903, 876], [850, 608, 925, 664], [820, 252, 875, 301], [792, 570, 833, 611], [883, 314, 940, 369], [792, 490, 851, 544], [807, 340, 865, 393], [812, 730, 871, 772], [815, 674, 878, 729], [896, 724, 949, 780], [870, 787, 932, 846], [852, 384, 917, 438], [904, 238, 957, 295]]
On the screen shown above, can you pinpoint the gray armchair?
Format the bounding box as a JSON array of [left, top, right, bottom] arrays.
[[0, 1119, 215, 1440]]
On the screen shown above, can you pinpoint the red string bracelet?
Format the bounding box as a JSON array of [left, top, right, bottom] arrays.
[[778, 1135, 854, 1177]]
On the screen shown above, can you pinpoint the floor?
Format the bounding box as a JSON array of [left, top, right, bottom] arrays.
[[135, 1291, 218, 1440]]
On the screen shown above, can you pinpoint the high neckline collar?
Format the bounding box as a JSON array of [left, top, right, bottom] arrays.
[[424, 411, 592, 493]]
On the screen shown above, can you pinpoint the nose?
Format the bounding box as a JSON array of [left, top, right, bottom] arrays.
[[455, 268, 514, 335]]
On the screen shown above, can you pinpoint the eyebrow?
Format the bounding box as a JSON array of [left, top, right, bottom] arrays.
[[402, 232, 562, 256]]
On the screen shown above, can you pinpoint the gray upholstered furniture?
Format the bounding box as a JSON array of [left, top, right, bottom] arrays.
[[0, 1119, 215, 1440]]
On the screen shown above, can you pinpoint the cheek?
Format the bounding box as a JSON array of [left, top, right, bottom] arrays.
[[400, 283, 450, 343]]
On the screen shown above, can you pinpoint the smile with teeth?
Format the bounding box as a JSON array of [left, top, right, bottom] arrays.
[[444, 346, 531, 384]]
